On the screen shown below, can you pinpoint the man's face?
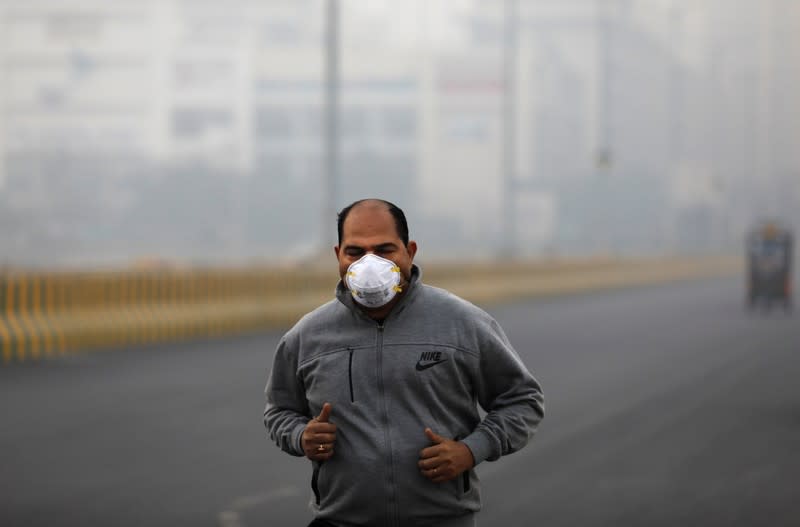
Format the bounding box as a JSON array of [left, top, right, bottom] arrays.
[[335, 204, 417, 282]]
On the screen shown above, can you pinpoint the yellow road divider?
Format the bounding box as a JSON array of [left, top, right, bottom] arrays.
[[0, 256, 742, 364]]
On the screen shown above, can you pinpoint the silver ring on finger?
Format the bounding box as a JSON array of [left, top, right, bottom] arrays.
[[317, 444, 326, 453]]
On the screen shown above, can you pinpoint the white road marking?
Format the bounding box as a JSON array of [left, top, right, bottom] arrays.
[[218, 485, 302, 527]]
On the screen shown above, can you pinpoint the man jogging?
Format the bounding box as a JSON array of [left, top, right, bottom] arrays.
[[264, 199, 544, 527]]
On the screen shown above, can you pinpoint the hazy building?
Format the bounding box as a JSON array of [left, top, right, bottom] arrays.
[[1, 0, 797, 267]]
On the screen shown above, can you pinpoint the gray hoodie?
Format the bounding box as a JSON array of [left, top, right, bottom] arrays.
[[264, 266, 544, 527]]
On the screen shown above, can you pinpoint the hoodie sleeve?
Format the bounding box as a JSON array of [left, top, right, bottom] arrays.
[[460, 316, 544, 466], [264, 335, 311, 457]]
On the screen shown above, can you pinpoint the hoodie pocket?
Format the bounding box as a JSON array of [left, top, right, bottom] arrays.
[[455, 469, 476, 501], [300, 347, 361, 408], [311, 463, 324, 505], [347, 347, 355, 403], [454, 436, 471, 499]]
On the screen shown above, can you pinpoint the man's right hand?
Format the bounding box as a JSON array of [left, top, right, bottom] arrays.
[[302, 403, 337, 461]]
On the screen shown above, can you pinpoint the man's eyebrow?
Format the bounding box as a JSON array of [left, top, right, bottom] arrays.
[[374, 243, 398, 250], [343, 242, 398, 252], [343, 244, 365, 252]]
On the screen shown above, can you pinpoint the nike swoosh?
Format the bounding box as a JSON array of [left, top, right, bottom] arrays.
[[415, 359, 448, 371]]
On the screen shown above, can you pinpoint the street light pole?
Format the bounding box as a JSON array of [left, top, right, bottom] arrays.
[[503, 0, 518, 257], [323, 0, 340, 252], [595, 0, 612, 175]]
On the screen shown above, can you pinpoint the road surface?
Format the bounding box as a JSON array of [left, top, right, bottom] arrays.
[[1, 275, 798, 526]]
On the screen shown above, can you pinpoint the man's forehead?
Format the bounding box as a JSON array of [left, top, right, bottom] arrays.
[[342, 206, 396, 235], [347, 201, 391, 219]]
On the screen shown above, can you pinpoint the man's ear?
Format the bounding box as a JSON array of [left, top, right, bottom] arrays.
[[406, 240, 418, 261], [334, 245, 340, 259]]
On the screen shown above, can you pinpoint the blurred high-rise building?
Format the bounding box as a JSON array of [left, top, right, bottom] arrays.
[[0, 0, 797, 267]]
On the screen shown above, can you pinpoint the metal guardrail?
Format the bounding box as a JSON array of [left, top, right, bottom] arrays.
[[0, 267, 334, 363], [0, 256, 741, 364]]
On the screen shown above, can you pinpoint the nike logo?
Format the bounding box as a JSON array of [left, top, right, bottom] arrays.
[[416, 351, 448, 371], [416, 360, 447, 371]]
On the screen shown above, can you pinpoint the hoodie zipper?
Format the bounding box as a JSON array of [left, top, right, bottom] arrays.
[[376, 322, 398, 527]]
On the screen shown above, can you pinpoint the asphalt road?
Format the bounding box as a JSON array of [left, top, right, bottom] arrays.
[[1, 275, 798, 527]]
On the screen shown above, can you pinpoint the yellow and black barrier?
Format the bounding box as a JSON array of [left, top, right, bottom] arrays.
[[0, 256, 742, 364], [0, 266, 337, 364]]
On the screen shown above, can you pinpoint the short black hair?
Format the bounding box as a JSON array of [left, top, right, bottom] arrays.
[[337, 199, 409, 246]]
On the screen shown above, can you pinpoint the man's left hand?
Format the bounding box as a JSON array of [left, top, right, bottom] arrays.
[[418, 428, 475, 483]]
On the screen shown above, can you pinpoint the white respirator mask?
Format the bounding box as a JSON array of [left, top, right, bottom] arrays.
[[345, 254, 403, 308]]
